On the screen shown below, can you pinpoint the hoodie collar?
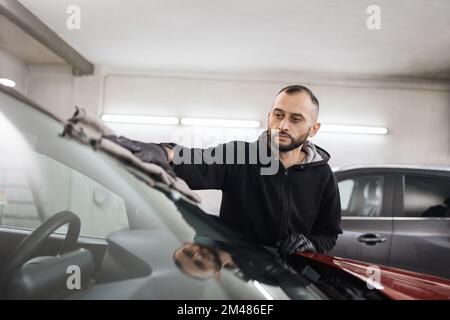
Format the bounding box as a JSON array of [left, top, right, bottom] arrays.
[[302, 140, 330, 164], [258, 130, 330, 168]]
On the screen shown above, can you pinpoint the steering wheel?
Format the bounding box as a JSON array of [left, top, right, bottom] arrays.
[[0, 210, 81, 293]]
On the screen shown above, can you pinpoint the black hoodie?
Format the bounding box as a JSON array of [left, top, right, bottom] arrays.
[[171, 132, 342, 253]]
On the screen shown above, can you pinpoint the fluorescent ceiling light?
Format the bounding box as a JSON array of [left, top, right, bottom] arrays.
[[101, 114, 179, 125], [0, 78, 16, 88], [321, 124, 388, 135], [181, 118, 260, 128]]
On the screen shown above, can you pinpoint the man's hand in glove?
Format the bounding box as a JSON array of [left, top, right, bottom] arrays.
[[104, 135, 174, 176], [277, 233, 316, 259]]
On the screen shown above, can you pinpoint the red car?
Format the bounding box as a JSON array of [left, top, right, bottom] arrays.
[[302, 253, 450, 300]]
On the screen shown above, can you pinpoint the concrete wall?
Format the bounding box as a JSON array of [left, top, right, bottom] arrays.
[[99, 71, 450, 215], [10, 65, 448, 168], [2, 64, 449, 215], [101, 72, 450, 168], [0, 48, 28, 95], [0, 49, 102, 120], [26, 65, 102, 119]]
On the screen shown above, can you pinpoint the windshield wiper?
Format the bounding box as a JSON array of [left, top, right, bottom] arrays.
[[60, 107, 201, 204]]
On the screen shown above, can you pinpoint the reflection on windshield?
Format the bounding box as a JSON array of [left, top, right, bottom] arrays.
[[174, 241, 236, 280], [0, 110, 129, 237], [0, 111, 42, 229], [173, 237, 302, 287], [161, 191, 322, 300]]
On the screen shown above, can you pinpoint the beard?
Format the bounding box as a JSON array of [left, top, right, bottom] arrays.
[[197, 244, 223, 271], [268, 128, 310, 152]]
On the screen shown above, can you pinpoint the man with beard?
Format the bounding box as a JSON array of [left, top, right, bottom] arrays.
[[108, 85, 342, 257]]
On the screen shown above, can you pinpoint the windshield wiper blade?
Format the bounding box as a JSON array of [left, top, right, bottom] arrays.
[[60, 107, 201, 203]]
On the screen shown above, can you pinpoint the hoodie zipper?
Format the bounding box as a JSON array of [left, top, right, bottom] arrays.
[[279, 168, 290, 237]]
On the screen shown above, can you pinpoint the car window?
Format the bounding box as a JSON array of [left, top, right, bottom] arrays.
[[338, 179, 354, 211], [338, 175, 384, 217], [403, 175, 450, 218], [0, 110, 129, 238]]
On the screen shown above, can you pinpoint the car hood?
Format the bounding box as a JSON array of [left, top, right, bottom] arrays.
[[302, 253, 450, 300]]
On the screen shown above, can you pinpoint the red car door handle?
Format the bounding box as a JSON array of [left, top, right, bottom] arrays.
[[357, 234, 387, 245]]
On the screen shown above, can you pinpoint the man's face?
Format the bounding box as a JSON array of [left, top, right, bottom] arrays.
[[268, 91, 320, 152], [174, 243, 222, 279]]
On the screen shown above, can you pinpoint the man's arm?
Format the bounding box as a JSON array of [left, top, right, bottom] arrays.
[[308, 172, 343, 253], [105, 135, 234, 191], [165, 142, 234, 191]]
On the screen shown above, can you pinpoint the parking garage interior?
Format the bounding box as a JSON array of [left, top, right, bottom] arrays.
[[0, 0, 449, 301]]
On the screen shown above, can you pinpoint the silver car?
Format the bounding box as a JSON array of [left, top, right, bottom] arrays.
[[331, 164, 450, 280]]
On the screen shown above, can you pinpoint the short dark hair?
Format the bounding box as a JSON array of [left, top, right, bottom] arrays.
[[277, 85, 319, 107]]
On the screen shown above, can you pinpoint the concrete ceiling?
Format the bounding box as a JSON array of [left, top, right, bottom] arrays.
[[17, 0, 450, 79], [0, 14, 65, 64]]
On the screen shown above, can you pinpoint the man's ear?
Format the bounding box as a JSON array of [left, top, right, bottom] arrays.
[[309, 121, 321, 137]]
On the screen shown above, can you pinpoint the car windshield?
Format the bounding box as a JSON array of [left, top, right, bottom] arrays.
[[0, 87, 343, 300]]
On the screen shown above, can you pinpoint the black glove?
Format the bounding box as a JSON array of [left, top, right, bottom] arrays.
[[104, 135, 175, 176], [277, 233, 316, 258]]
